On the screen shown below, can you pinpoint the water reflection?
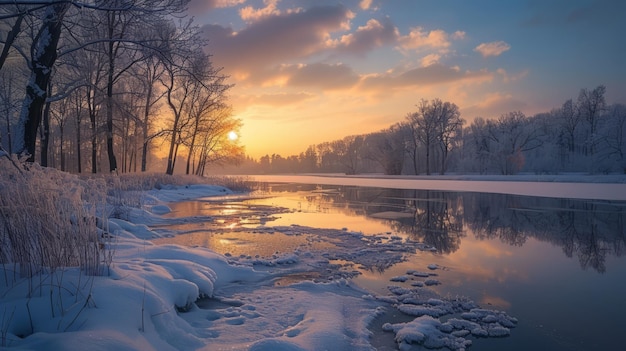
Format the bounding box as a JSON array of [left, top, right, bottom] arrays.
[[255, 183, 626, 273]]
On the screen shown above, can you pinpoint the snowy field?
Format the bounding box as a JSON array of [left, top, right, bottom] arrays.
[[3, 174, 624, 350]]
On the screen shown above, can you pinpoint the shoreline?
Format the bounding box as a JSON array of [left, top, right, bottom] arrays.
[[245, 174, 626, 201]]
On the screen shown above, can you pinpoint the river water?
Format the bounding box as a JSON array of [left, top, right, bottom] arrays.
[[154, 179, 626, 350]]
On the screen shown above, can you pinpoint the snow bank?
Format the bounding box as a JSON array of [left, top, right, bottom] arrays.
[[0, 184, 383, 351], [1, 182, 519, 350]]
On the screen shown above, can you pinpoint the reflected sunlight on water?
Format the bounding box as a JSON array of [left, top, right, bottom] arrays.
[[154, 230, 336, 258], [149, 182, 626, 351]]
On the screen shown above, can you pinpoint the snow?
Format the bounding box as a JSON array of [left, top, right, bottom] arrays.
[[249, 174, 626, 200], [1, 181, 521, 351]]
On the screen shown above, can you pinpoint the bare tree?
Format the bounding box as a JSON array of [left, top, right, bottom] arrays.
[[194, 109, 243, 176], [135, 53, 166, 171], [4, 0, 190, 168], [406, 98, 462, 175], [180, 53, 230, 175], [487, 111, 543, 175], [363, 124, 408, 175], [0, 69, 23, 153], [14, 2, 71, 161], [558, 99, 581, 154], [435, 101, 462, 174], [578, 85, 606, 156], [337, 135, 364, 175], [602, 104, 626, 173]]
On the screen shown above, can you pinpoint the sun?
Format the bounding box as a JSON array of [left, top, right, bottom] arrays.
[[227, 131, 238, 141]]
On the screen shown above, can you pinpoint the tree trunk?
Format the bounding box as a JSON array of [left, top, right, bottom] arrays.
[[425, 140, 431, 175], [59, 124, 65, 172], [16, 3, 69, 161], [106, 49, 117, 173], [185, 119, 199, 175], [90, 110, 97, 173], [40, 98, 51, 166], [0, 14, 24, 72], [75, 99, 82, 173]]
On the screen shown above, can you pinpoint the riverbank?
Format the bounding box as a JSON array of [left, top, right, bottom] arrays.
[[247, 174, 626, 200], [2, 180, 525, 351], [4, 169, 624, 350]]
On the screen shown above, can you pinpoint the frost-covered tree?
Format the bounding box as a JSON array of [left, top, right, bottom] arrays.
[[577, 85, 606, 156], [406, 98, 462, 175], [558, 99, 582, 154], [363, 123, 409, 175], [13, 2, 71, 162], [330, 135, 364, 175], [0, 69, 23, 154], [299, 145, 318, 173], [487, 111, 543, 175], [601, 104, 626, 173], [2, 0, 191, 168], [462, 117, 491, 174]]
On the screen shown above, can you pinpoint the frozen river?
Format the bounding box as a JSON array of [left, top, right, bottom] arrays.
[[153, 176, 626, 350]]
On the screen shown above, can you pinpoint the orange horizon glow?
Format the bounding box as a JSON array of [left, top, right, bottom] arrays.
[[193, 1, 625, 160]]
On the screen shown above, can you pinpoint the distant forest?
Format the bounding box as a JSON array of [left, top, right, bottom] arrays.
[[226, 85, 626, 176]]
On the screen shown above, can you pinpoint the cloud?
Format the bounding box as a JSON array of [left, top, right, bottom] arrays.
[[496, 68, 529, 83], [359, 64, 494, 93], [330, 18, 398, 55], [201, 5, 353, 76], [451, 31, 466, 40], [359, 0, 373, 10], [396, 64, 493, 86], [474, 41, 511, 57], [242, 92, 316, 107], [398, 27, 458, 52], [282, 63, 360, 89], [239, 0, 283, 22], [461, 92, 528, 119], [188, 0, 245, 13], [420, 53, 441, 67]]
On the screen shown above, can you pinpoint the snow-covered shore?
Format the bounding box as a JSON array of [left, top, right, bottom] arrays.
[[248, 174, 626, 200], [1, 182, 526, 351]]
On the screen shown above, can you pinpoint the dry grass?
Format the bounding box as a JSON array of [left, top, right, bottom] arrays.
[[0, 158, 109, 292], [1, 162, 252, 285]]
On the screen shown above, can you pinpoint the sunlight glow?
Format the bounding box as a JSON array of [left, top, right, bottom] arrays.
[[228, 131, 238, 141]]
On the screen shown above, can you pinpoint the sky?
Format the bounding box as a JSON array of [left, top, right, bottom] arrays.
[[187, 0, 626, 159]]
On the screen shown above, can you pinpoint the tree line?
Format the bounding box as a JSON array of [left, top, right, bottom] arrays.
[[231, 85, 625, 175], [0, 0, 242, 175]]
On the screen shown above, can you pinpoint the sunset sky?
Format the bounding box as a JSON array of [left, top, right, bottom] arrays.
[[188, 0, 625, 159]]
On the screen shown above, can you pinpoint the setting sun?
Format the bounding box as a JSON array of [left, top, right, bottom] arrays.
[[228, 131, 238, 141]]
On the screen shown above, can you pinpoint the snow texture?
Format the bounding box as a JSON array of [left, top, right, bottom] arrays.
[[0, 182, 518, 351]]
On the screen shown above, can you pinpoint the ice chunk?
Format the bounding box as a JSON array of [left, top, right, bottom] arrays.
[[406, 270, 430, 277], [384, 316, 472, 351], [424, 279, 440, 286], [390, 275, 409, 282]]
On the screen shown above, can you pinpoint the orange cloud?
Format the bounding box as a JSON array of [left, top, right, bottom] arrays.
[[420, 53, 442, 67], [474, 41, 511, 57], [282, 63, 360, 90], [330, 18, 398, 55], [239, 0, 282, 22], [236, 92, 316, 107], [398, 27, 460, 52], [188, 0, 245, 12], [202, 5, 353, 79], [359, 0, 373, 10]]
